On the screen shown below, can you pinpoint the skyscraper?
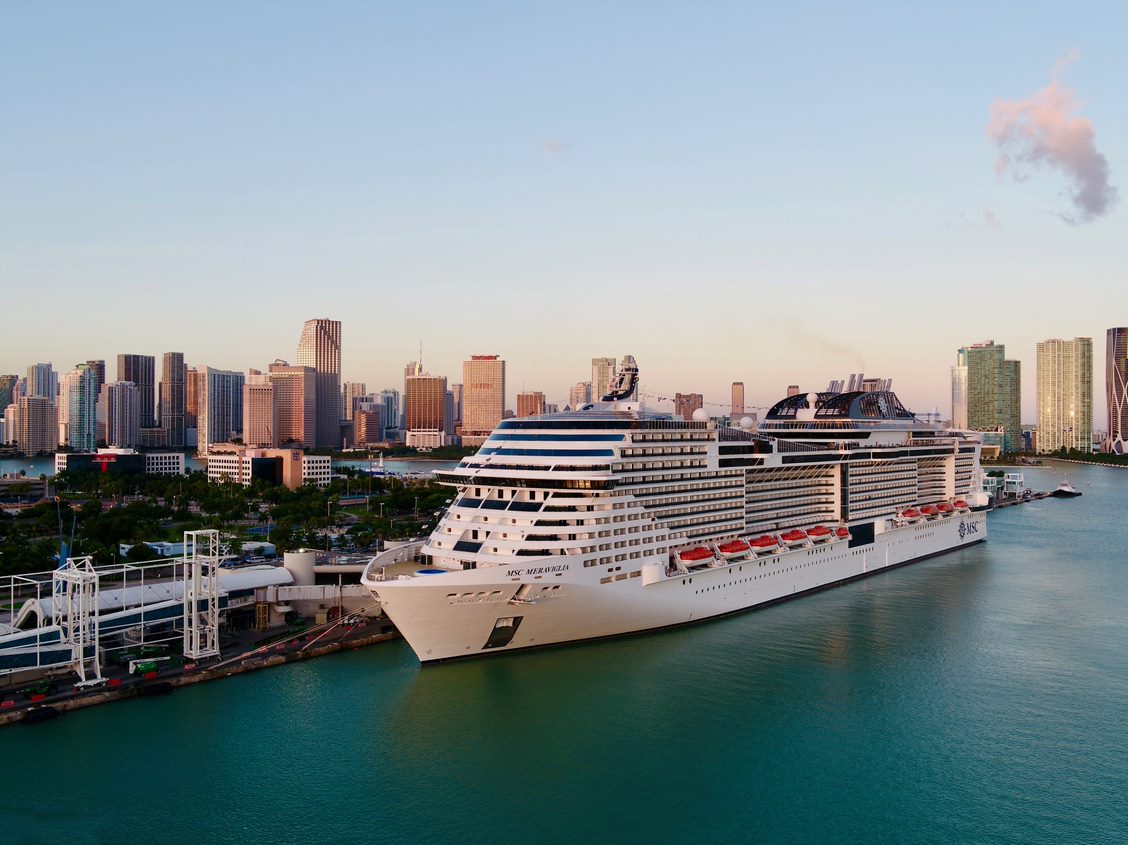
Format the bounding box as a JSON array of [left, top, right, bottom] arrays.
[[592, 357, 616, 403], [462, 355, 506, 447], [0, 374, 17, 411], [160, 352, 187, 448], [85, 360, 105, 394], [950, 363, 969, 429], [186, 366, 201, 430], [101, 381, 141, 448], [117, 354, 156, 428], [405, 373, 447, 449], [26, 363, 58, 400], [450, 383, 463, 426], [731, 382, 745, 417], [516, 391, 545, 418], [198, 368, 244, 454], [296, 318, 342, 448], [1105, 327, 1128, 454], [786, 385, 801, 397], [15, 395, 55, 455], [403, 360, 422, 428], [380, 389, 401, 436], [1036, 338, 1092, 454], [60, 364, 98, 451], [569, 382, 591, 409], [354, 405, 386, 445], [268, 363, 317, 447], [955, 341, 1022, 453], [342, 381, 367, 422], [243, 375, 277, 448]]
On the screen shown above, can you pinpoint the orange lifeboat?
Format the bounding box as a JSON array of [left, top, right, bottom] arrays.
[[677, 547, 714, 564], [807, 525, 833, 542], [750, 535, 779, 552], [780, 529, 808, 546], [920, 505, 940, 519], [902, 508, 922, 521], [835, 527, 851, 540], [717, 540, 750, 559], [953, 499, 970, 511], [937, 503, 955, 514]]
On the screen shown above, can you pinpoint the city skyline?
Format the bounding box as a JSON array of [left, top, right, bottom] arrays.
[[2, 5, 1126, 424], [7, 326, 1127, 427]]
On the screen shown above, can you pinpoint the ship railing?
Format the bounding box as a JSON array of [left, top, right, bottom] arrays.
[[361, 541, 425, 581]]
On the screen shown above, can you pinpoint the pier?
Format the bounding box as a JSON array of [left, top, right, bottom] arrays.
[[0, 531, 422, 727]]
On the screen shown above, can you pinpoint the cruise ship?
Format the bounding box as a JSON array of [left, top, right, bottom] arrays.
[[362, 356, 989, 664]]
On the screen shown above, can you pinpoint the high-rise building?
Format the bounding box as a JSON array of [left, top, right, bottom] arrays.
[[950, 363, 969, 429], [731, 382, 745, 417], [26, 363, 58, 400], [0, 374, 17, 411], [569, 382, 591, 410], [354, 403, 386, 445], [405, 374, 447, 449], [117, 354, 156, 428], [186, 366, 201, 430], [60, 364, 99, 451], [675, 393, 704, 421], [243, 374, 277, 448], [101, 381, 141, 448], [380, 389, 401, 436], [1036, 338, 1092, 454], [15, 395, 56, 455], [342, 381, 367, 422], [786, 385, 801, 398], [450, 383, 463, 426], [3, 404, 18, 445], [85, 360, 105, 394], [955, 341, 1022, 453], [462, 355, 506, 447], [198, 368, 244, 454], [1107, 328, 1128, 454], [592, 358, 617, 403], [516, 391, 545, 417], [296, 318, 342, 448], [403, 360, 422, 427], [160, 352, 187, 448], [268, 363, 316, 447]]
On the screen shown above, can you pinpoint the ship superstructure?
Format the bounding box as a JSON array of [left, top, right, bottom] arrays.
[[362, 356, 988, 663]]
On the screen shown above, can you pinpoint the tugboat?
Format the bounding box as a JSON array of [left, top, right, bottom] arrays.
[[1050, 479, 1082, 498]]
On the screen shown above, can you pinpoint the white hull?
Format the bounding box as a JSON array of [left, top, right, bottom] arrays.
[[365, 512, 986, 663]]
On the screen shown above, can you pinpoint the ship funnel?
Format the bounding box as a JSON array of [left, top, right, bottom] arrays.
[[602, 355, 639, 402]]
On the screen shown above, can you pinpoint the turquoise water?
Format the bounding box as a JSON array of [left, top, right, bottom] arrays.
[[2, 462, 1127, 844]]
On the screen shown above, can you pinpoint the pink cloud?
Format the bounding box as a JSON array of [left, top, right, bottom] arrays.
[[987, 67, 1117, 224]]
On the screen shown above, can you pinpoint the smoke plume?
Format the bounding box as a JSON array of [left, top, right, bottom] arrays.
[[987, 65, 1117, 224]]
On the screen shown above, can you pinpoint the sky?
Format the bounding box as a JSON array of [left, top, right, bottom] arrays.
[[2, 2, 1126, 424]]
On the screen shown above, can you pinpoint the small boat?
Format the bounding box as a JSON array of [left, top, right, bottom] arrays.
[[749, 535, 779, 552], [1050, 480, 1082, 498], [835, 527, 851, 540], [677, 547, 714, 564], [780, 529, 808, 546], [717, 540, 751, 559], [902, 508, 922, 522], [807, 525, 833, 542], [920, 505, 940, 519]]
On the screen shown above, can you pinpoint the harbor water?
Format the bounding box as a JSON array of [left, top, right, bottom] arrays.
[[2, 462, 1126, 844]]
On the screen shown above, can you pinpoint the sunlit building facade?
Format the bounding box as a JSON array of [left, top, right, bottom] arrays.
[[1036, 337, 1092, 453]]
